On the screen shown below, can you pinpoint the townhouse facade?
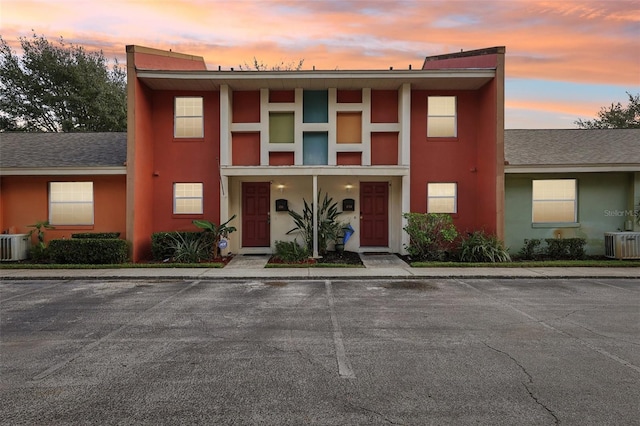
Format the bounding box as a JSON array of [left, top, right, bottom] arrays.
[[125, 45, 506, 261]]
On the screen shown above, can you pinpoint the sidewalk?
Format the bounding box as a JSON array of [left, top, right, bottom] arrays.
[[1, 254, 638, 280]]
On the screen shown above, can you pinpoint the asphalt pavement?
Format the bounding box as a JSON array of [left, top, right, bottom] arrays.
[[1, 276, 639, 425]]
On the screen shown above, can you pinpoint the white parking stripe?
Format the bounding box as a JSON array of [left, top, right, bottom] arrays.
[[325, 280, 356, 379], [33, 280, 202, 381]]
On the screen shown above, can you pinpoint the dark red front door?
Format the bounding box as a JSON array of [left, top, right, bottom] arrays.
[[360, 182, 388, 247], [242, 182, 270, 247]]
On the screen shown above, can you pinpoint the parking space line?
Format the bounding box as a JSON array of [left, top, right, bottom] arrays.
[[324, 280, 356, 379], [1, 281, 68, 302], [457, 279, 640, 374], [33, 280, 202, 381]]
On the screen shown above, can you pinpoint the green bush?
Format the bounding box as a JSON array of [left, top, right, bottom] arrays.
[[49, 238, 128, 264], [151, 232, 216, 261], [71, 232, 120, 239], [458, 231, 511, 263], [274, 240, 309, 262], [518, 238, 543, 260], [402, 213, 458, 261], [517, 238, 587, 260], [544, 238, 586, 260]]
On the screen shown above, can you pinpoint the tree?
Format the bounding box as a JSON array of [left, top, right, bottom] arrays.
[[575, 92, 640, 129], [0, 32, 126, 132], [239, 56, 304, 71]]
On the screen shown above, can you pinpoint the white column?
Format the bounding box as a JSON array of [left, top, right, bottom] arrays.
[[313, 174, 319, 258], [219, 85, 230, 166]]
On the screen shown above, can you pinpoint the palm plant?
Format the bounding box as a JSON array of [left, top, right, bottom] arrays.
[[192, 214, 237, 259], [287, 191, 341, 255]]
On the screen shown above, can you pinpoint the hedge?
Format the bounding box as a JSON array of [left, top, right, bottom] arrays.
[[49, 238, 128, 264], [71, 232, 121, 239]]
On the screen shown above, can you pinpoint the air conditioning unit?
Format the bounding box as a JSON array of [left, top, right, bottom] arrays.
[[604, 232, 640, 260], [0, 234, 30, 261]]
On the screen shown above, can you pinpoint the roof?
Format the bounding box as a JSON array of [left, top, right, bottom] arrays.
[[504, 129, 640, 172], [0, 132, 127, 175]]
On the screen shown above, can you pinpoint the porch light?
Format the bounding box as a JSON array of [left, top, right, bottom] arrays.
[[345, 184, 353, 192], [277, 184, 285, 193]]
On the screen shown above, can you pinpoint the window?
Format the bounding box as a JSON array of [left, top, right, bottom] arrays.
[[174, 183, 203, 214], [532, 179, 577, 223], [49, 182, 94, 225], [175, 97, 203, 138], [427, 183, 457, 213], [427, 96, 456, 137]]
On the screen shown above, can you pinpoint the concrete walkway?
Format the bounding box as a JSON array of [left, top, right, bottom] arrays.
[[1, 253, 638, 280]]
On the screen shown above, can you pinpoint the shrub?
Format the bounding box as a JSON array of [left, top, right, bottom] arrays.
[[458, 231, 511, 263], [518, 238, 542, 260], [49, 238, 128, 264], [288, 191, 342, 255], [274, 240, 309, 262], [544, 238, 586, 260], [71, 232, 120, 239], [402, 213, 458, 261], [151, 232, 216, 261], [166, 233, 213, 263]]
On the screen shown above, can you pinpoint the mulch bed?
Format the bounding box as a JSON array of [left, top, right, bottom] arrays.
[[267, 250, 363, 266]]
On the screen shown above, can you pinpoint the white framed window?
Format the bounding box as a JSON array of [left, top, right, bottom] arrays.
[[532, 179, 577, 223], [49, 182, 94, 225], [174, 183, 203, 214], [427, 96, 457, 138], [427, 182, 457, 213], [175, 97, 204, 138]]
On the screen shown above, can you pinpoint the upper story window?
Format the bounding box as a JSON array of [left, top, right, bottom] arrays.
[[532, 179, 577, 223], [175, 97, 203, 138], [427, 182, 457, 213], [174, 183, 203, 214], [49, 182, 94, 225], [427, 96, 457, 138]]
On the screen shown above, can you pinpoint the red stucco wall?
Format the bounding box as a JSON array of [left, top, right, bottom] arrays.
[[410, 89, 497, 234]]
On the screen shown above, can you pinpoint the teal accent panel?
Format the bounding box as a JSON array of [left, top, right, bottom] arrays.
[[303, 90, 328, 123], [303, 132, 328, 165], [505, 173, 633, 256]]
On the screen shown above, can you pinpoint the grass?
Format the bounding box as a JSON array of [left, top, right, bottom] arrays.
[[411, 259, 639, 268], [0, 262, 225, 269]]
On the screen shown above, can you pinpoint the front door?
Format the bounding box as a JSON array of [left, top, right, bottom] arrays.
[[360, 182, 388, 247], [242, 182, 270, 247]]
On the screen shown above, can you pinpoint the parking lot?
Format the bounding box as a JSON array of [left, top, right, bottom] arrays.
[[1, 277, 639, 425]]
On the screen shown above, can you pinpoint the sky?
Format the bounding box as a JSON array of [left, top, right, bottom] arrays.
[[2, 0, 639, 128]]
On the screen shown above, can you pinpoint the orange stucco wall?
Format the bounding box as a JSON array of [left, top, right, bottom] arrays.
[[0, 175, 126, 244], [410, 89, 498, 235]]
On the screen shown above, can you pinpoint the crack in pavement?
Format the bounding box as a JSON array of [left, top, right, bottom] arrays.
[[457, 279, 640, 375], [483, 342, 559, 425]]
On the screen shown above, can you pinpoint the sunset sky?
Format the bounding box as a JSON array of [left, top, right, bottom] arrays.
[[2, 0, 639, 128]]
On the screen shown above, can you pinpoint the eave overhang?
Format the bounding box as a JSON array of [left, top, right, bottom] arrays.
[[221, 165, 409, 177], [0, 167, 127, 176], [505, 164, 640, 174], [136, 69, 496, 91]]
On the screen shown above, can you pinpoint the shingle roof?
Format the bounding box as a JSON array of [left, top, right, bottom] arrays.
[[504, 129, 640, 166], [0, 132, 127, 169]]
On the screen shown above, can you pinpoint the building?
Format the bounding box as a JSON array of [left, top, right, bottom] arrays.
[[0, 132, 127, 244], [504, 128, 640, 255], [125, 45, 506, 261]]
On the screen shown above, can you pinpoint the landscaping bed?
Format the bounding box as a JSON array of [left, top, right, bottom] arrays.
[[267, 250, 364, 267]]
